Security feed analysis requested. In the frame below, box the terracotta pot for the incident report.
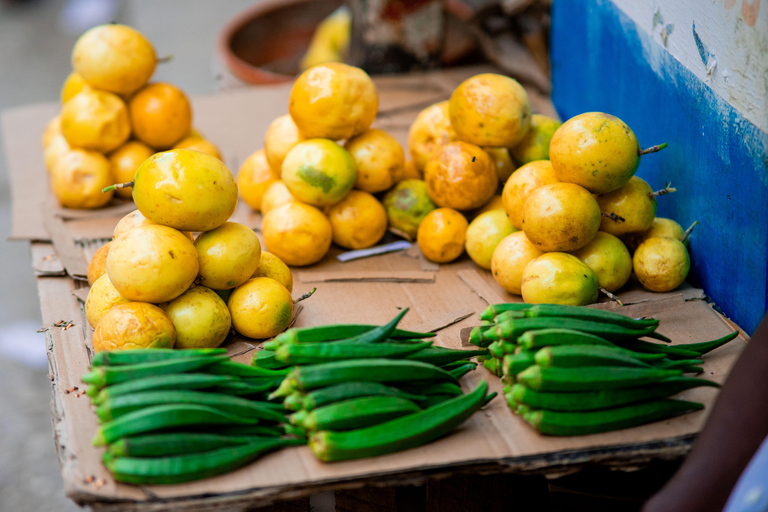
[218,0,476,85]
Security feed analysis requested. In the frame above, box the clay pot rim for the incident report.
[218,0,476,85]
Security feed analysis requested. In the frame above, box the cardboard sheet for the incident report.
[4,68,747,510]
[33,239,746,510]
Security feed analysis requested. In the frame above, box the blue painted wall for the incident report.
[550,0,768,334]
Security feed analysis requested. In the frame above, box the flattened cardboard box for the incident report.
[37,243,746,510]
[3,68,747,510]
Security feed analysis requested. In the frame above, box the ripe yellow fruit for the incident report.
[108,140,154,199]
[327,190,388,250]
[71,24,156,96]
[549,112,641,194]
[93,302,175,353]
[161,286,231,349]
[476,195,505,216]
[87,242,111,285]
[417,208,468,263]
[570,232,632,293]
[596,176,657,236]
[60,89,131,153]
[264,114,306,172]
[465,210,516,270]
[107,224,199,303]
[260,181,296,215]
[129,83,192,149]
[490,231,544,295]
[195,222,262,290]
[382,179,437,239]
[636,218,686,245]
[522,182,601,252]
[407,101,457,172]
[510,114,561,164]
[401,159,421,181]
[633,237,690,292]
[85,273,131,328]
[237,149,279,212]
[228,277,294,339]
[113,209,151,239]
[502,160,558,230]
[262,202,332,266]
[132,149,238,232]
[521,252,599,306]
[289,63,378,140]
[173,136,222,161]
[281,139,356,207]
[344,129,405,193]
[44,134,71,172]
[41,115,61,148]
[449,73,531,147]
[484,147,516,183]
[50,149,115,209]
[252,252,293,292]
[60,72,90,104]
[424,142,497,211]
[112,209,194,241]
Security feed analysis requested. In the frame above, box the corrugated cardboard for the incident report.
[34,241,746,510]
[4,68,747,510]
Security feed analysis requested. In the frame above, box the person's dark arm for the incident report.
[643,313,768,512]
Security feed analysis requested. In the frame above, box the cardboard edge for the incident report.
[65,435,696,510]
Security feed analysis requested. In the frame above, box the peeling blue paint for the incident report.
[692,22,713,67]
[551,0,768,334]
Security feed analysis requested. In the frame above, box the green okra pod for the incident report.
[523,399,704,436]
[511,376,719,412]
[91,348,227,367]
[291,396,421,432]
[96,390,289,423]
[107,433,253,458]
[534,345,652,369]
[82,356,227,390]
[104,437,305,484]
[517,365,683,392]
[274,340,431,365]
[92,404,261,446]
[308,381,491,462]
[300,382,426,411]
[90,373,235,404]
[271,359,458,398]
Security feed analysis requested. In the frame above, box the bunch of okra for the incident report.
[470,303,739,436]
[82,349,301,485]
[257,308,494,462]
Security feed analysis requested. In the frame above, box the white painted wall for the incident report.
[610,0,768,134]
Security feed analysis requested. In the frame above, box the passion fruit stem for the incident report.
[649,182,678,197]
[601,211,626,223]
[294,287,317,304]
[102,181,134,193]
[600,288,624,306]
[157,54,174,64]
[682,220,699,244]
[639,143,668,155]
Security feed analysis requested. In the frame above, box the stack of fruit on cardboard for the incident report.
[41,24,221,210]
[237,62,404,267]
[85,146,297,353]
[402,73,694,304]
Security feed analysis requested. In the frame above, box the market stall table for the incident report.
[3,68,748,511]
